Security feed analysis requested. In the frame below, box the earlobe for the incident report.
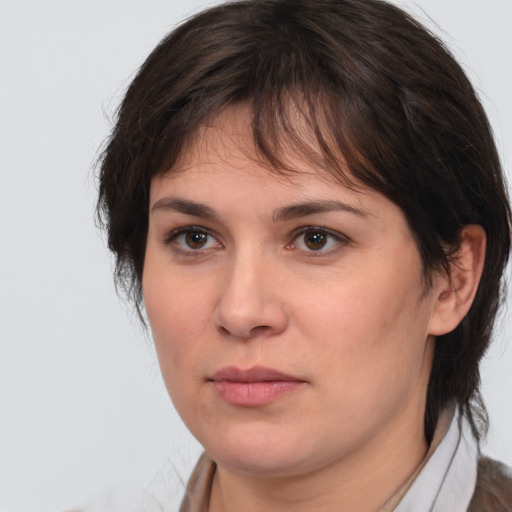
[428,225,486,336]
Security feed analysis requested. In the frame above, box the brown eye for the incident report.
[185,231,209,249]
[168,228,220,252]
[303,231,328,250]
[291,228,345,254]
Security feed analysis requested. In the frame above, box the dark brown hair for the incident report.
[97,0,511,442]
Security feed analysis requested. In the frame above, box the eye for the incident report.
[301,231,330,251]
[290,228,347,253]
[166,227,221,252]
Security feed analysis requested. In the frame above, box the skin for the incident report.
[142,106,485,512]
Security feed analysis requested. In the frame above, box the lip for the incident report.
[210,366,306,407]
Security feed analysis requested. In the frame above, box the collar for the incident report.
[384,409,479,512]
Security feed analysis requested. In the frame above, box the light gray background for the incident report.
[1,1,511,511]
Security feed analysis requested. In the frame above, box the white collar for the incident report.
[394,412,479,512]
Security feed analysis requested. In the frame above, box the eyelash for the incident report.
[163,226,350,257]
[287,226,350,256]
[163,226,223,256]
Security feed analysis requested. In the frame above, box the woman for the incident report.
[97,0,512,510]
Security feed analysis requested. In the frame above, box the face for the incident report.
[143,106,441,479]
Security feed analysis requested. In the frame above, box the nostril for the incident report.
[250,325,272,336]
[217,323,273,340]
[218,325,231,337]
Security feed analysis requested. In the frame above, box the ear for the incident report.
[428,225,486,336]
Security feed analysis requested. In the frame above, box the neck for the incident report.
[208,410,428,512]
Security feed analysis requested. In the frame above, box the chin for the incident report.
[198,423,324,477]
[212,448,309,477]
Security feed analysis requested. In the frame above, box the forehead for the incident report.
[154,105,366,204]
[149,106,418,244]
[161,103,360,191]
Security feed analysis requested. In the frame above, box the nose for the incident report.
[212,251,289,340]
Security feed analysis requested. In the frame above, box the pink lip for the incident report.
[210,366,306,407]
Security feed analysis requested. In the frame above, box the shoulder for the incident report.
[468,456,512,511]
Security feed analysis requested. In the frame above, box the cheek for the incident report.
[295,275,416,347]
[293,258,430,385]
[143,268,213,386]
[294,288,432,442]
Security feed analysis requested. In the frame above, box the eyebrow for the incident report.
[273,200,371,222]
[151,197,217,218]
[151,197,371,221]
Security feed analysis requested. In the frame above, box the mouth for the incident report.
[209,366,306,407]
